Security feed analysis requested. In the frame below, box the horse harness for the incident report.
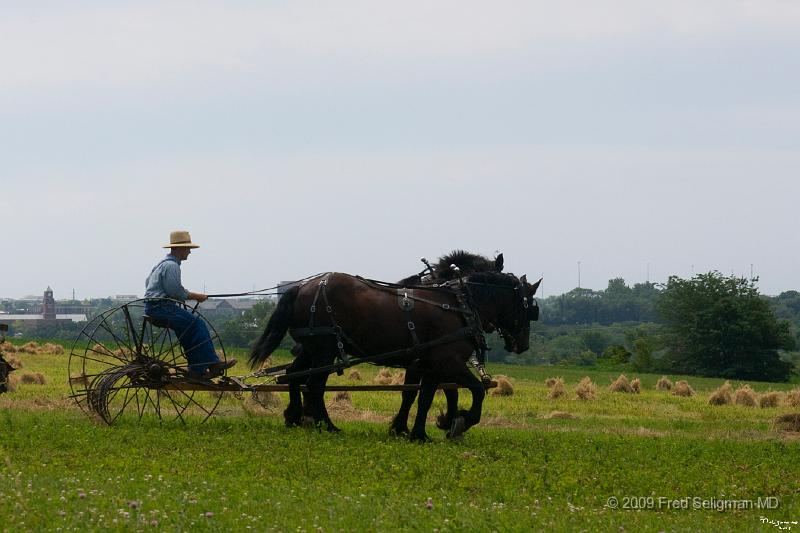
[287,273,493,377]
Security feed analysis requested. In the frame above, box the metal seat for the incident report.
[142,315,169,329]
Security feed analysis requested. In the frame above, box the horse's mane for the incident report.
[435,250,495,277]
[465,271,520,301]
[396,250,503,286]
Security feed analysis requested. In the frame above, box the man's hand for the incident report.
[187,292,208,303]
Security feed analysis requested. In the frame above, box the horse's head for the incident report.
[467,272,541,354]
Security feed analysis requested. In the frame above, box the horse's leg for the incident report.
[436,388,460,430]
[307,352,340,433]
[447,366,485,439]
[390,367,420,436]
[284,346,312,427]
[409,375,437,442]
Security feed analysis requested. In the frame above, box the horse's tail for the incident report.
[249,284,300,369]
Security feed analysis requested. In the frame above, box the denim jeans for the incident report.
[144,302,220,375]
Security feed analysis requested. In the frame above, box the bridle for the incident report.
[463,276,539,348]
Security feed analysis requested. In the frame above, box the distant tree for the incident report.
[220,300,278,348]
[630,338,654,372]
[601,344,632,365]
[657,272,795,381]
[582,330,612,354]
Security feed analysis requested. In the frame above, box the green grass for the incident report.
[2,345,800,531]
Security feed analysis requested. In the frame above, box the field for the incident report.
[1,342,800,532]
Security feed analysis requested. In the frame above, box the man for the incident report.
[144,231,236,378]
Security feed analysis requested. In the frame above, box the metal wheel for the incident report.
[68,298,226,425]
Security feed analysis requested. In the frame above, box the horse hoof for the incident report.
[301,416,315,428]
[435,412,450,431]
[446,416,466,439]
[409,430,431,443]
[389,425,410,437]
[327,424,341,433]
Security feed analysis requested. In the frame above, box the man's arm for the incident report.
[186,291,208,303]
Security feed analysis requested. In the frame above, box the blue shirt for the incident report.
[144,255,189,301]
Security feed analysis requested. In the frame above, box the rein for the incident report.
[205,273,325,298]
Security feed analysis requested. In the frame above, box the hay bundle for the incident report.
[774,413,800,432]
[545,377,558,388]
[41,343,64,355]
[491,375,514,396]
[759,392,782,408]
[92,343,112,355]
[69,374,89,386]
[373,368,393,385]
[250,390,280,409]
[786,388,800,407]
[20,372,47,385]
[708,381,733,406]
[5,374,18,392]
[6,356,22,369]
[391,371,406,385]
[630,378,641,394]
[18,342,40,354]
[609,374,633,393]
[575,376,597,401]
[672,380,695,397]
[347,369,361,381]
[547,377,565,399]
[332,391,351,403]
[733,385,757,407]
[1,344,17,353]
[327,390,355,412]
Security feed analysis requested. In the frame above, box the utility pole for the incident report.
[750,264,754,279]
[646,262,650,283]
[577,261,581,289]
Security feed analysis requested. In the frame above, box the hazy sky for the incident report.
[2,1,799,299]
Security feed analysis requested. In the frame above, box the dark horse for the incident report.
[287,250,505,435]
[250,269,540,441]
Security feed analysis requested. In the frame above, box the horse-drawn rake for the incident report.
[69,297,495,426]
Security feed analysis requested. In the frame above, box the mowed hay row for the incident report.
[575,376,597,401]
[774,413,800,432]
[672,380,695,397]
[542,410,576,419]
[3,342,64,355]
[546,377,565,399]
[733,385,758,407]
[708,381,733,406]
[20,372,47,385]
[609,374,634,393]
[492,375,514,396]
[759,392,783,408]
[786,388,800,408]
[655,376,673,391]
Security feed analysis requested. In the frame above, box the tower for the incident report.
[43,286,56,320]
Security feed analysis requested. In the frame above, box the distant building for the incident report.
[0,288,87,326]
[198,298,260,317]
[43,287,56,320]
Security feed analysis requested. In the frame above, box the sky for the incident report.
[2,1,799,299]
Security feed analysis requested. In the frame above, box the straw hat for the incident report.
[163,230,200,249]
